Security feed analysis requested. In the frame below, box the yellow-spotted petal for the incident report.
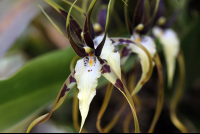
[153,27,180,87]
[74,55,102,132]
[94,35,121,78]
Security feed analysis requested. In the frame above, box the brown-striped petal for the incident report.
[27,70,77,133]
[98,57,140,133]
[83,0,98,49]
[67,26,88,58]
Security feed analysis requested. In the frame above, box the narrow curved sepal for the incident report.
[67,26,88,58]
[98,57,140,133]
[26,70,77,133]
[38,5,66,38]
[95,0,114,56]
[110,37,153,95]
[124,0,133,35]
[83,0,98,49]
[44,0,83,43]
[133,0,145,28]
[153,0,164,25]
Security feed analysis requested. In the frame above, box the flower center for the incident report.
[89,54,94,67]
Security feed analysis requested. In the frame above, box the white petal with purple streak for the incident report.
[94,35,121,78]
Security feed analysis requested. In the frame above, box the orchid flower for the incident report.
[110,0,157,96]
[152,0,188,133]
[152,0,180,88]
[113,0,165,133]
[27,0,140,133]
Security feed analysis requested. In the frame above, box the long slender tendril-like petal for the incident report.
[170,51,188,133]
[44,0,83,42]
[148,53,164,133]
[141,0,160,35]
[110,37,153,95]
[96,83,114,133]
[104,99,127,133]
[62,0,85,14]
[83,0,97,48]
[26,71,77,133]
[38,5,66,38]
[153,27,180,87]
[100,69,127,133]
[133,0,145,28]
[95,0,114,56]
[123,112,132,133]
[124,0,133,35]
[129,64,142,112]
[98,57,140,133]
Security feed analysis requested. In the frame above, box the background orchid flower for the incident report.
[118,0,165,133]
[152,0,188,133]
[27,0,140,133]
[152,0,180,88]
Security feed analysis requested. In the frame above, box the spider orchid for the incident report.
[152,0,188,133]
[152,0,180,88]
[27,0,140,133]
[110,0,161,96]
[110,0,164,133]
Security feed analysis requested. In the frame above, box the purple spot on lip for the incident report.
[115,79,125,93]
[101,64,111,74]
[70,76,76,83]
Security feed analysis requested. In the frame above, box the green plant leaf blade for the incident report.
[0,48,76,132]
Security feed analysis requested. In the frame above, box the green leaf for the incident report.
[0,47,76,132]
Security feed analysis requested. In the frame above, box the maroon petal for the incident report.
[133,0,145,28]
[67,26,88,57]
[59,9,83,43]
[83,0,98,49]
[124,0,133,35]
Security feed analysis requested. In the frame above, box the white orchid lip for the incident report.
[153,26,180,87]
[74,54,102,132]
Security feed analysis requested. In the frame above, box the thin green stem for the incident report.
[96,83,113,133]
[170,50,188,133]
[148,53,164,133]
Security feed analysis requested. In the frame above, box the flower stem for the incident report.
[170,50,188,133]
[96,82,113,133]
[148,53,164,133]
